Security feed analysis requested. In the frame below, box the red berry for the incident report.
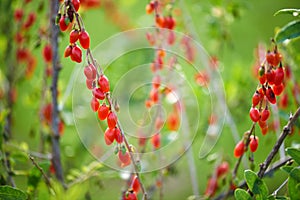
[280,93,288,109]
[266,70,275,85]
[59,15,69,31]
[98,75,110,93]
[42,44,52,63]
[92,87,105,100]
[152,75,161,89]
[107,111,117,128]
[79,30,90,49]
[216,161,229,178]
[118,150,131,167]
[84,64,97,80]
[70,45,82,63]
[90,98,99,112]
[204,177,218,197]
[252,91,261,107]
[131,176,140,193]
[273,83,284,96]
[266,86,276,104]
[150,88,159,103]
[258,119,267,129]
[259,74,266,85]
[114,128,123,144]
[98,103,109,120]
[14,9,23,21]
[274,52,282,66]
[167,112,179,131]
[274,66,284,85]
[104,128,115,145]
[266,51,276,66]
[260,109,270,122]
[64,45,72,57]
[261,126,268,135]
[86,79,94,90]
[249,135,259,152]
[124,191,137,200]
[249,107,260,122]
[145,1,155,14]
[23,12,36,29]
[151,133,160,149]
[70,29,79,43]
[234,141,245,158]
[72,0,80,12]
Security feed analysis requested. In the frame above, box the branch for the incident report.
[50,0,65,187]
[257,106,300,178]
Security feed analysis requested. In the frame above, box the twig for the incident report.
[50,0,65,186]
[28,154,53,189]
[272,178,288,196]
[257,106,300,178]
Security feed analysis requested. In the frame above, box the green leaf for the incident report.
[275,20,300,43]
[286,148,300,165]
[288,177,300,200]
[281,166,294,174]
[27,161,50,194]
[274,9,300,16]
[234,189,251,200]
[244,170,269,199]
[290,168,300,182]
[0,186,27,200]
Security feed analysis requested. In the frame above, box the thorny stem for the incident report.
[50,0,65,187]
[257,106,300,178]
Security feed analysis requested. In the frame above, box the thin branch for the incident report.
[257,106,300,178]
[28,154,53,189]
[50,0,65,187]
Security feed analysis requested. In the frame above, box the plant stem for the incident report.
[257,106,300,178]
[50,0,65,187]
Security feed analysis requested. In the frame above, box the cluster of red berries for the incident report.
[122,175,140,200]
[250,46,285,135]
[14,2,38,78]
[204,161,229,197]
[58,0,91,63]
[234,135,259,158]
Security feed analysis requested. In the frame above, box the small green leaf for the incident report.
[244,170,257,190]
[290,168,300,182]
[244,170,269,199]
[274,9,300,17]
[234,189,251,200]
[275,20,300,43]
[0,186,27,200]
[286,147,300,165]
[281,166,294,174]
[288,177,300,200]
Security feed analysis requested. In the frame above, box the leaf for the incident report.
[290,168,300,182]
[274,9,300,17]
[286,147,300,165]
[244,170,269,199]
[288,177,300,200]
[234,189,251,200]
[281,166,294,174]
[275,20,300,43]
[0,186,27,200]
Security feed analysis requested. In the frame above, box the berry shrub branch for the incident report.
[257,106,300,178]
[50,0,65,186]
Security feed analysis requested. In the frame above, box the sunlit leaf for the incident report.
[234,188,251,200]
[274,9,300,17]
[275,20,300,43]
[0,186,27,200]
[286,148,300,165]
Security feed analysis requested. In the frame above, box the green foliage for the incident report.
[234,188,251,200]
[275,20,300,43]
[27,161,50,195]
[244,170,269,200]
[0,186,27,200]
[274,9,300,17]
[286,148,300,165]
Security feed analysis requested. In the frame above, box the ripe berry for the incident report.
[124,191,137,200]
[273,83,284,96]
[84,64,97,80]
[150,88,159,103]
[280,93,288,109]
[145,1,155,14]
[259,74,266,85]
[14,9,23,22]
[114,128,123,144]
[92,87,105,100]
[70,45,82,63]
[118,150,131,167]
[43,44,52,63]
[98,75,110,93]
[266,86,276,104]
[152,75,161,89]
[167,112,179,131]
[266,51,276,66]
[98,103,109,120]
[249,135,259,152]
[131,176,140,193]
[274,52,282,66]
[204,177,218,197]
[104,128,115,145]
[70,29,79,43]
[274,66,284,85]
[258,119,267,129]
[90,97,99,112]
[261,126,268,135]
[249,107,260,122]
[72,0,80,12]
[79,30,90,49]
[64,45,72,57]
[23,12,36,29]
[234,141,245,158]
[216,161,229,178]
[151,133,160,149]
[59,15,69,31]
[260,108,270,122]
[252,91,261,107]
[86,79,94,90]
[266,70,275,85]
[107,111,117,128]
